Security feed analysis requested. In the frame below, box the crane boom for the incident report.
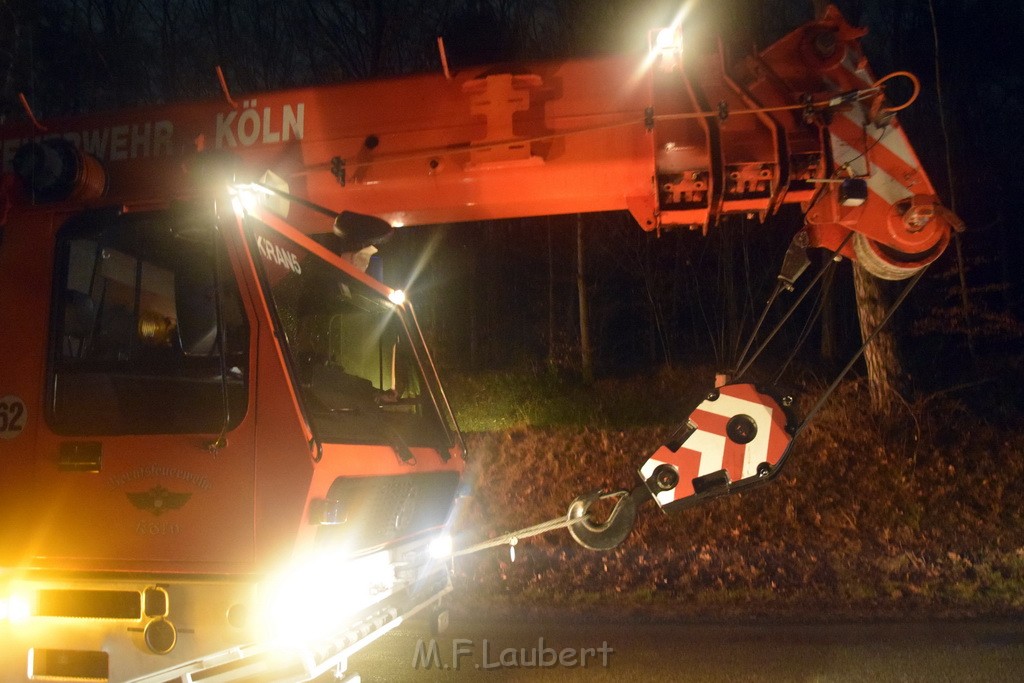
[3,6,955,279]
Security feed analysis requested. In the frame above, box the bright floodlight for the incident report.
[428,533,453,559]
[650,25,683,58]
[0,594,30,623]
[261,550,392,647]
[642,4,690,75]
[228,185,262,213]
[388,289,406,306]
[655,27,679,51]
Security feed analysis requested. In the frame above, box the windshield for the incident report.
[244,214,453,453]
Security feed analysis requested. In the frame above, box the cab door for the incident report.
[31,205,257,570]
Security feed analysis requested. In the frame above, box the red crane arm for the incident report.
[0,5,956,278]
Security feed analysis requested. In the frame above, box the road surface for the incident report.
[347,608,1024,682]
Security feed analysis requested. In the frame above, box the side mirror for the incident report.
[310,211,394,255]
[333,211,394,250]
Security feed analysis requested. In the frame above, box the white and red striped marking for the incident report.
[824,55,943,254]
[639,384,792,510]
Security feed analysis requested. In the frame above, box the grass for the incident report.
[445,364,1024,618]
[444,364,715,431]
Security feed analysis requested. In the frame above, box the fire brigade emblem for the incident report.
[127,486,192,516]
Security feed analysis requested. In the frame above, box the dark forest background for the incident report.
[2,0,1021,386]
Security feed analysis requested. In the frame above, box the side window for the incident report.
[48,210,249,435]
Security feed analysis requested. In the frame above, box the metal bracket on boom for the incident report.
[777,230,812,290]
[331,156,346,187]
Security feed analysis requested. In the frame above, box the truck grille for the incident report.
[35,589,141,620]
[318,471,459,548]
[29,648,108,681]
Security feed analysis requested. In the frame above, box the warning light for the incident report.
[655,27,682,52]
[644,4,693,75]
[649,25,684,70]
[0,593,31,623]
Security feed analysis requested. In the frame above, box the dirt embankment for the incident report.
[450,385,1024,618]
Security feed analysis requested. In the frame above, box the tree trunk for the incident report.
[852,262,904,413]
[576,214,593,382]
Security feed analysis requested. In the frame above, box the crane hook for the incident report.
[566,489,640,551]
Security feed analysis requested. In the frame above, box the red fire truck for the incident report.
[0,6,957,681]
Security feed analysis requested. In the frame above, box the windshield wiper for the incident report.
[314,405,416,464]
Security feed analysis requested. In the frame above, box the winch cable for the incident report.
[449,491,628,559]
[731,115,894,379]
[772,281,829,386]
[448,246,929,559]
[737,270,929,484]
[452,185,928,559]
[731,279,786,379]
[732,230,854,382]
[788,266,927,441]
[450,515,582,559]
[448,251,929,559]
[730,114,896,377]
[725,234,930,469]
[445,264,928,559]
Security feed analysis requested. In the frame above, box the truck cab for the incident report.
[0,177,465,681]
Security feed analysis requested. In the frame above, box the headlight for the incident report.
[0,593,31,624]
[428,534,453,560]
[259,550,393,647]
